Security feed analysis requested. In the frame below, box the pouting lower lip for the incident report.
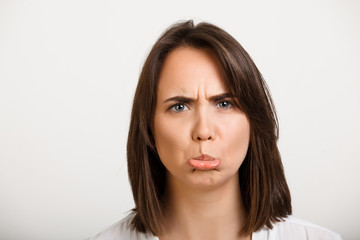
[189,154,220,170]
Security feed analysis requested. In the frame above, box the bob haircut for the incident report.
[127,20,291,236]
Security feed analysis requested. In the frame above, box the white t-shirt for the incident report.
[87,215,342,240]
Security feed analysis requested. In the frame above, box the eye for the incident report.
[216,100,233,109]
[169,103,189,112]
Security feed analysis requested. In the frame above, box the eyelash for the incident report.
[169,103,189,112]
[216,100,233,109]
[168,100,234,112]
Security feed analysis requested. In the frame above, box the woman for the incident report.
[89,20,342,240]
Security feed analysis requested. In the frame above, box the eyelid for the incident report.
[167,102,190,112]
[215,98,234,108]
[215,98,233,104]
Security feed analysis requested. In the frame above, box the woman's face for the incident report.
[153,47,250,189]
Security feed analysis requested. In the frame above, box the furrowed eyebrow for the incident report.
[163,96,194,104]
[163,93,231,104]
[209,93,231,102]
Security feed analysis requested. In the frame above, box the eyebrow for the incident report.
[163,93,232,104]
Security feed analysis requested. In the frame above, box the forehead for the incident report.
[157,47,227,97]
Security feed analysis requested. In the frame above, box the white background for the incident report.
[0,0,359,239]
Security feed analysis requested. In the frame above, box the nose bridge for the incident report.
[192,104,213,141]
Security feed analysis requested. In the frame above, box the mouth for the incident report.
[188,154,220,170]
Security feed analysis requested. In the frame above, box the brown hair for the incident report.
[127,20,291,236]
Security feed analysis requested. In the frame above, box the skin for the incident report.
[153,47,251,240]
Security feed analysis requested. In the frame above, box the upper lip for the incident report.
[192,154,216,161]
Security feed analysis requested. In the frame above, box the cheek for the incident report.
[220,116,250,165]
[153,116,188,164]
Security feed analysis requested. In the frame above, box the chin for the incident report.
[184,169,229,189]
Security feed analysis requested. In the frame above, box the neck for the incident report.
[161,172,248,240]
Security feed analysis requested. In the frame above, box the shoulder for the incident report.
[86,215,158,240]
[253,216,343,240]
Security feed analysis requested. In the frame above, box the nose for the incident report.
[192,109,215,141]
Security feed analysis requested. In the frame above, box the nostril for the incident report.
[196,136,212,141]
